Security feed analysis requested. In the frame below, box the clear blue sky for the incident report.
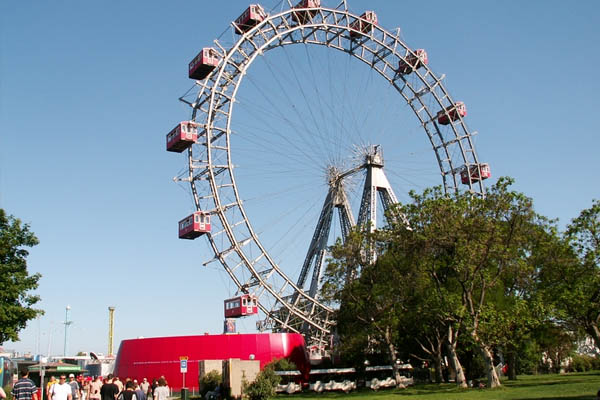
[1,0,598,356]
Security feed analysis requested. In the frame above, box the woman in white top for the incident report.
[152,379,169,400]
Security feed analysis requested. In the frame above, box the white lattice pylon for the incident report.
[356,146,408,263]
[296,167,355,300]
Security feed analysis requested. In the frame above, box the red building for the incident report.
[113,333,309,391]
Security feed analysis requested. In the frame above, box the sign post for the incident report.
[180,356,189,394]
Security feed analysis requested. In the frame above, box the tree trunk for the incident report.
[383,327,404,387]
[445,327,467,388]
[588,322,600,353]
[471,331,501,388]
[481,345,501,387]
[446,340,467,388]
[507,350,517,381]
[551,352,562,374]
[433,354,444,383]
[415,329,447,383]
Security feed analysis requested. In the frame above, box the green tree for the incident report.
[0,209,43,344]
[327,178,552,388]
[322,233,410,384]
[563,199,600,348]
[497,221,567,380]
[408,178,549,387]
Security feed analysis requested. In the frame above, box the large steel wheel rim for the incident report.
[178,3,486,345]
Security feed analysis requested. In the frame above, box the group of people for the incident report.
[6,370,170,400]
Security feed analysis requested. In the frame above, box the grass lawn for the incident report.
[283,372,600,400]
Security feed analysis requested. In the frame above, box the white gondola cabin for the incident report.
[189,48,220,80]
[437,101,467,125]
[291,0,320,24]
[398,49,428,74]
[234,4,267,34]
[166,121,198,153]
[461,163,491,184]
[178,211,211,240]
[224,294,258,318]
[349,11,377,38]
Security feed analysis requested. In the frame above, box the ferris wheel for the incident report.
[167,0,490,350]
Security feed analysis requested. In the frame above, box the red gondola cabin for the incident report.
[166,122,199,153]
[178,211,211,239]
[189,48,220,80]
[234,5,267,34]
[291,0,320,24]
[437,102,467,125]
[461,163,491,184]
[349,11,377,38]
[224,294,258,318]
[398,49,428,74]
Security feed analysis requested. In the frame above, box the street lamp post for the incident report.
[63,305,73,356]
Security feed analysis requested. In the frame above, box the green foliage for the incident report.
[0,209,43,344]
[567,355,600,372]
[559,199,600,348]
[269,358,297,371]
[323,177,573,387]
[322,231,408,365]
[321,178,600,388]
[569,354,593,372]
[243,363,280,400]
[3,384,14,400]
[199,370,222,397]
[461,350,486,381]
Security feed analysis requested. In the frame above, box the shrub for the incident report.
[569,354,593,372]
[590,356,600,370]
[200,370,222,397]
[3,384,13,400]
[269,358,297,371]
[243,364,280,400]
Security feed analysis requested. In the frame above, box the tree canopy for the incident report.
[542,199,600,348]
[0,209,43,344]
[322,177,577,388]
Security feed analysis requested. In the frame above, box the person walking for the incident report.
[50,376,73,400]
[138,379,149,398]
[80,378,89,400]
[68,374,81,400]
[133,383,145,400]
[113,378,123,395]
[88,376,102,400]
[150,380,157,399]
[47,376,58,396]
[120,382,137,400]
[100,375,119,400]
[12,370,38,400]
[152,379,168,400]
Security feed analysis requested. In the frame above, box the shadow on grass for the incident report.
[288,372,600,399]
[511,397,596,400]
[505,379,591,388]
[504,372,600,389]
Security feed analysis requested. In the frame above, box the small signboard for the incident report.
[180,356,188,373]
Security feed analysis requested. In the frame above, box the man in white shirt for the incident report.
[50,376,73,400]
